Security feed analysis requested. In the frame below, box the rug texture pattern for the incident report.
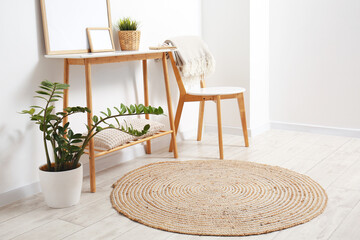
[111,160,327,236]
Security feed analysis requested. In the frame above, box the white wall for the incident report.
[202,0,270,135]
[250,0,270,132]
[0,0,201,205]
[202,0,251,129]
[270,0,360,130]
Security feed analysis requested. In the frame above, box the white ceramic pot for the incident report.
[39,164,83,208]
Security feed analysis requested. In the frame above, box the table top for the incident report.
[45,49,175,59]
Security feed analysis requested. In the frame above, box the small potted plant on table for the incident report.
[116,17,140,51]
[22,80,163,208]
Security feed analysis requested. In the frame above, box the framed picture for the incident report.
[86,28,115,53]
[40,0,111,55]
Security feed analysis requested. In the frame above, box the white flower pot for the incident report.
[39,164,83,208]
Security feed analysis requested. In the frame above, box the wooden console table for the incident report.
[45,50,178,192]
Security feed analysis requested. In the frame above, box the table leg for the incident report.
[142,60,151,154]
[85,60,96,193]
[63,59,69,126]
[161,53,178,158]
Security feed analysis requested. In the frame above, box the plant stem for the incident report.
[43,87,57,171]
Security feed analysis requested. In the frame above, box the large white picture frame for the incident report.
[40,0,112,55]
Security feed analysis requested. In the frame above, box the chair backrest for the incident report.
[168,52,187,95]
[169,52,207,94]
[166,36,215,94]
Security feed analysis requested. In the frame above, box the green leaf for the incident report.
[39,86,52,92]
[54,83,69,90]
[143,107,149,114]
[20,110,30,114]
[31,115,44,121]
[92,115,99,123]
[39,124,46,132]
[22,109,36,115]
[41,80,54,88]
[144,124,150,131]
[34,96,48,101]
[120,104,126,114]
[107,108,111,116]
[46,106,55,114]
[30,105,44,109]
[70,145,81,152]
[68,129,74,138]
[36,90,51,96]
[58,126,64,135]
[115,118,120,127]
[130,105,135,113]
[137,104,144,113]
[96,126,103,132]
[72,133,83,139]
[114,107,121,114]
[47,114,59,121]
[49,99,59,102]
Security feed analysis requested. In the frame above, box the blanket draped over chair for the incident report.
[165,36,215,89]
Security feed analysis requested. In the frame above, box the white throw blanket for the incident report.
[165,36,215,89]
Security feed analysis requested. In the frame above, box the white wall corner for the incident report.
[204,123,269,138]
[0,182,41,208]
[249,0,270,130]
[271,121,360,138]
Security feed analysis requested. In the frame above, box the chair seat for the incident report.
[187,87,245,96]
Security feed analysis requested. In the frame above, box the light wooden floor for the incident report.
[1,130,360,240]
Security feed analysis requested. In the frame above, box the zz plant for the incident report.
[22,80,163,172]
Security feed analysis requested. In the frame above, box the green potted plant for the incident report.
[22,80,163,208]
[116,17,140,51]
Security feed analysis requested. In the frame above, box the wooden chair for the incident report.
[168,52,249,159]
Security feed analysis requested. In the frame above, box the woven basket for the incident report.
[118,31,141,51]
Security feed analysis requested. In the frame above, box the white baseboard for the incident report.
[0,128,197,208]
[249,123,271,136]
[271,121,360,138]
[204,123,270,137]
[0,182,41,208]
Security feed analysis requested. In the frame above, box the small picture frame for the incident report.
[86,27,115,53]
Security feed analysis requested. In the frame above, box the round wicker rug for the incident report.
[111,160,327,236]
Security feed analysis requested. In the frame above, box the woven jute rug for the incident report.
[111,160,327,236]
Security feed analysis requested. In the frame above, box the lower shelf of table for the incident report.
[84,130,173,158]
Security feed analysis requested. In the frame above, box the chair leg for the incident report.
[237,93,249,147]
[197,100,205,141]
[169,97,185,152]
[216,95,224,159]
